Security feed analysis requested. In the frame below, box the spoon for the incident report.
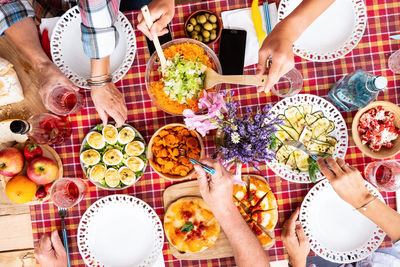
[204,68,268,90]
[141,5,167,71]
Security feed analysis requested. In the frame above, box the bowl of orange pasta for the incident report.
[147,123,204,181]
[145,38,222,115]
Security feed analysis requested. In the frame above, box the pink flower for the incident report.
[183,109,218,136]
[198,91,226,118]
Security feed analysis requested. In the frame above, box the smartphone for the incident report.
[219,29,247,75]
[145,25,173,55]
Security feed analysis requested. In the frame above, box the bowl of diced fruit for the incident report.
[184,9,222,45]
[352,101,400,159]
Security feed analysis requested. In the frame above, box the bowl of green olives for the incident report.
[184,9,222,45]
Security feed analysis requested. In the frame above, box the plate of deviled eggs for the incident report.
[80,124,148,190]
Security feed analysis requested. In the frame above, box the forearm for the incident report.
[276,0,335,43]
[359,197,400,242]
[4,17,51,70]
[91,57,111,76]
[214,205,270,267]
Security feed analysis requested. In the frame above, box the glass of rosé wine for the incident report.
[365,160,400,192]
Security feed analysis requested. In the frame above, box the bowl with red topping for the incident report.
[352,101,400,159]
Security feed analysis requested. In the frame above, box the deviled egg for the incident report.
[118,127,135,144]
[104,168,120,187]
[90,164,107,182]
[125,141,145,156]
[80,149,101,165]
[102,124,118,144]
[86,131,105,149]
[126,156,145,172]
[118,167,136,185]
[103,149,123,166]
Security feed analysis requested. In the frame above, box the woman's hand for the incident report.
[282,208,310,267]
[137,0,175,40]
[90,83,127,127]
[34,231,67,267]
[316,157,374,208]
[194,158,235,217]
[256,23,295,94]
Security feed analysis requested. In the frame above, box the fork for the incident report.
[58,208,71,267]
[283,140,318,161]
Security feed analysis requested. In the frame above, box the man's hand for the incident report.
[37,61,80,110]
[137,0,175,40]
[256,24,295,94]
[282,208,310,267]
[91,83,127,127]
[34,230,67,267]
[193,158,235,217]
[317,157,374,208]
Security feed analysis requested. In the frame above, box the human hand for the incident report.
[137,0,175,40]
[194,158,235,217]
[36,61,79,110]
[34,230,67,267]
[90,82,127,127]
[282,208,310,267]
[256,25,295,94]
[317,157,374,208]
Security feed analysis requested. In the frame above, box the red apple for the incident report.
[27,157,58,185]
[0,147,24,177]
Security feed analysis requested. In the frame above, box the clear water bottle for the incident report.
[328,69,387,111]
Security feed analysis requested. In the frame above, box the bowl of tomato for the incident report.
[352,101,400,159]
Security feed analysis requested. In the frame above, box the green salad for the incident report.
[161,55,207,104]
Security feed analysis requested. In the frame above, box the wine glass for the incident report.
[271,68,303,98]
[46,85,84,116]
[364,160,400,192]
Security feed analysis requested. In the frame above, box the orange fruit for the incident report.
[5,175,37,204]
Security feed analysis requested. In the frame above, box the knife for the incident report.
[251,0,266,47]
[390,34,400,40]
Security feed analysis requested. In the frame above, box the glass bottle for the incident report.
[9,113,71,145]
[328,69,387,111]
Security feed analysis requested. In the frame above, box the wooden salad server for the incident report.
[204,68,268,89]
[141,5,167,71]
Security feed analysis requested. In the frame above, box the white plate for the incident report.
[278,0,366,62]
[51,6,136,88]
[300,180,386,263]
[267,94,348,183]
[77,195,164,267]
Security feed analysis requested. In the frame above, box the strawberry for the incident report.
[23,143,43,162]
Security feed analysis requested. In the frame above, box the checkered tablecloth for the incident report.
[30,0,400,266]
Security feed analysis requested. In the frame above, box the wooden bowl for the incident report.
[147,123,204,181]
[184,9,223,46]
[352,101,400,159]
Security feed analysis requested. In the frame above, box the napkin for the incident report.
[39,17,60,38]
[221,3,278,67]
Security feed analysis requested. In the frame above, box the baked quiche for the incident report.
[164,197,220,253]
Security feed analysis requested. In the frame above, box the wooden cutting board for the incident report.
[162,174,275,260]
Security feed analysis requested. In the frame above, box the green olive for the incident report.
[191,31,198,38]
[203,37,210,43]
[209,15,217,23]
[210,33,217,41]
[186,24,194,32]
[203,22,213,31]
[211,30,216,35]
[202,30,210,38]
[189,17,197,26]
[194,25,201,32]
[212,23,218,30]
[197,35,203,42]
[193,35,200,41]
[205,13,210,19]
[197,15,207,24]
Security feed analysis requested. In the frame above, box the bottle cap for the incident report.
[374,76,388,90]
[10,120,29,134]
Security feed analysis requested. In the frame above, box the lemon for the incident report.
[86,131,105,149]
[103,149,123,166]
[90,164,107,182]
[126,156,145,172]
[80,149,101,165]
[104,168,120,187]
[118,127,135,144]
[119,167,136,185]
[125,141,145,156]
[102,124,118,144]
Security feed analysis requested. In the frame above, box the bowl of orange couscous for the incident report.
[145,38,222,115]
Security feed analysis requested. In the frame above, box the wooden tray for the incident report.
[162,174,275,260]
[0,142,63,205]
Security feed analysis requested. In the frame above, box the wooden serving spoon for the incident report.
[141,5,167,71]
[204,68,268,90]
